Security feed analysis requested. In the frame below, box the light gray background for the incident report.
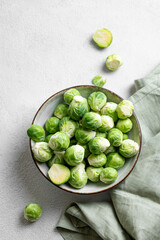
[1,0,160,239]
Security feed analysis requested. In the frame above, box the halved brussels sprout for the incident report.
[75,127,96,144]
[100,167,118,184]
[48,164,70,185]
[108,128,123,147]
[104,145,116,155]
[88,137,110,154]
[47,151,65,168]
[88,92,107,112]
[49,132,70,151]
[98,115,114,132]
[88,153,107,167]
[106,152,125,170]
[59,117,79,138]
[116,100,134,119]
[92,75,107,87]
[86,166,103,182]
[116,118,133,133]
[100,102,118,122]
[123,134,128,140]
[106,54,123,71]
[68,163,88,189]
[24,203,42,222]
[82,112,102,130]
[96,132,107,138]
[93,28,113,48]
[68,96,89,121]
[45,117,59,133]
[27,125,45,142]
[64,88,81,104]
[45,134,53,143]
[54,104,69,119]
[32,142,53,162]
[64,145,85,166]
[119,139,139,158]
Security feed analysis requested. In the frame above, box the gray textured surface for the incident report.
[1,0,160,239]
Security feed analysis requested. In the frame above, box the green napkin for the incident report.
[57,65,160,240]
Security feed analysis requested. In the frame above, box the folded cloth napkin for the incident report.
[57,65,160,240]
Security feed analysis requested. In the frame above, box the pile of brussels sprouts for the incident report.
[27,88,139,189]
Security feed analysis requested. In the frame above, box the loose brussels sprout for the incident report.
[32,142,53,162]
[106,54,123,71]
[75,127,96,144]
[64,88,81,104]
[105,152,125,170]
[49,132,70,151]
[86,166,103,182]
[96,132,107,138]
[119,139,139,158]
[48,164,70,185]
[69,138,77,146]
[64,145,84,166]
[54,104,69,119]
[82,112,102,130]
[108,128,123,147]
[27,125,45,142]
[45,117,59,133]
[100,167,118,184]
[47,151,65,168]
[88,92,107,112]
[88,153,107,167]
[45,134,53,143]
[59,117,79,138]
[116,100,134,119]
[93,28,113,48]
[100,102,118,122]
[104,145,116,155]
[68,96,89,121]
[77,143,90,158]
[92,75,107,87]
[116,118,133,133]
[24,203,42,222]
[98,115,114,132]
[123,134,128,140]
[88,137,110,155]
[68,163,88,189]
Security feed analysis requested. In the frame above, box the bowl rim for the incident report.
[29,85,142,195]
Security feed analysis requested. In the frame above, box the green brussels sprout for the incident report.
[116,118,133,133]
[86,166,103,182]
[75,127,96,144]
[88,92,107,112]
[47,151,65,168]
[98,115,114,132]
[119,139,139,158]
[68,96,89,121]
[77,143,90,158]
[88,153,107,167]
[27,125,45,142]
[68,163,88,189]
[48,164,70,185]
[64,88,81,104]
[96,132,107,138]
[69,138,77,146]
[116,100,134,119]
[45,117,59,133]
[108,128,123,147]
[100,102,118,122]
[64,145,85,166]
[32,142,53,162]
[24,203,42,222]
[49,132,70,151]
[100,167,118,184]
[123,134,128,140]
[82,112,102,130]
[105,152,125,170]
[88,137,110,155]
[45,134,53,143]
[93,28,113,48]
[92,75,107,87]
[59,117,79,138]
[54,104,69,119]
[106,54,123,71]
[104,145,116,155]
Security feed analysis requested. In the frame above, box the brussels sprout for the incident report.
[49,132,70,151]
[100,167,118,184]
[48,164,70,185]
[69,138,77,146]
[105,152,125,170]
[123,134,128,140]
[108,128,123,147]
[119,139,139,158]
[82,112,102,130]
[64,145,85,166]
[100,102,118,122]
[93,28,113,48]
[104,145,116,155]
[45,117,59,134]
[92,75,107,87]
[98,115,114,132]
[86,166,103,182]
[116,100,134,119]
[96,132,107,138]
[27,125,45,142]
[75,127,96,144]
[88,137,110,155]
[45,134,53,143]
[88,153,107,167]
[47,151,65,168]
[77,143,90,158]
[68,96,89,121]
[106,54,123,71]
[116,118,133,133]
[68,163,88,189]
[32,142,53,162]
[59,117,79,138]
[54,104,69,119]
[24,203,42,222]
[88,92,107,112]
[64,88,81,104]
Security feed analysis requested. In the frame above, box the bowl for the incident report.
[30,85,142,194]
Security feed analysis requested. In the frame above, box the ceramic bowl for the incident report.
[30,85,142,194]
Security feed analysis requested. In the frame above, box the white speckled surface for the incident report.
[1,0,160,239]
